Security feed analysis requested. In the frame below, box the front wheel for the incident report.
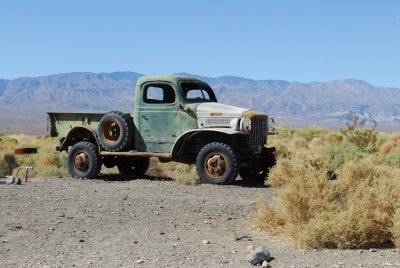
[67,141,101,179]
[196,142,238,185]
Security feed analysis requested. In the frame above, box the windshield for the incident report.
[180,82,217,102]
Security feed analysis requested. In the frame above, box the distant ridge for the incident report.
[1,72,400,127]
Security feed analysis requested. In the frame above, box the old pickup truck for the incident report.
[48,75,276,184]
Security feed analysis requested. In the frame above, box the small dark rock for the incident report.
[79,239,85,243]
[246,246,271,265]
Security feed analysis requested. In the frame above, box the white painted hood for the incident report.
[196,102,249,118]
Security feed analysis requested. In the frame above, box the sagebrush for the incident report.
[254,123,400,249]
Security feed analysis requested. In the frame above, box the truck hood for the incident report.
[195,102,249,118]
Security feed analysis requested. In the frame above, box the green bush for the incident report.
[319,141,363,172]
[340,112,378,153]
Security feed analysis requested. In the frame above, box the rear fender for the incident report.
[59,127,100,152]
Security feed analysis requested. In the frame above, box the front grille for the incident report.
[205,117,231,127]
[249,116,267,145]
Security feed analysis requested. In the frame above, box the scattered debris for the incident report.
[14,148,37,155]
[235,235,252,241]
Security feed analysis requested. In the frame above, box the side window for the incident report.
[144,84,175,104]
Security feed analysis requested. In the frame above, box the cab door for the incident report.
[137,82,182,153]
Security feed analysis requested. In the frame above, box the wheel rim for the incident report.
[74,152,89,172]
[102,119,121,144]
[204,153,228,179]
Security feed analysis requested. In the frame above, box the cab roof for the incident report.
[136,74,207,87]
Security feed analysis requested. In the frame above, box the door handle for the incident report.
[140,114,148,120]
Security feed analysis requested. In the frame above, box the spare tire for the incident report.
[98,111,133,152]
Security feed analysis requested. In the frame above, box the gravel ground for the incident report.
[0,175,399,268]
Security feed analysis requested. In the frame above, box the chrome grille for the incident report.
[249,117,267,145]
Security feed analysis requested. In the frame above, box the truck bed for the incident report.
[47,112,107,138]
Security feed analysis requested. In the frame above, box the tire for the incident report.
[196,142,238,185]
[117,158,150,178]
[67,141,101,179]
[98,111,133,152]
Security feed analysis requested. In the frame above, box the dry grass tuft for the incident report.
[379,133,400,155]
[172,164,199,185]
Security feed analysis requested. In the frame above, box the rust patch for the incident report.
[14,148,37,155]
[242,110,266,117]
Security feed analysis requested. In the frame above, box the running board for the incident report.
[100,151,171,159]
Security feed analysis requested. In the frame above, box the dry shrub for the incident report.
[379,133,400,155]
[254,157,400,249]
[253,194,285,235]
[295,126,330,141]
[309,137,325,152]
[275,125,295,140]
[289,137,308,149]
[172,164,199,185]
[268,150,326,188]
[326,132,343,143]
[270,141,290,159]
[393,209,400,248]
[0,153,16,176]
[0,134,18,151]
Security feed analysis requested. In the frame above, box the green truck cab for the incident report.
[48,75,276,184]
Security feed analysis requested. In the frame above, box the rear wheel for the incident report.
[117,158,150,178]
[67,141,101,179]
[196,142,238,185]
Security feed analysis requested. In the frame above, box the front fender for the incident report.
[171,128,244,156]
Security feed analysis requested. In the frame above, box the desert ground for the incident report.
[1,175,399,268]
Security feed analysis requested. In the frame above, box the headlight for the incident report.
[240,117,251,132]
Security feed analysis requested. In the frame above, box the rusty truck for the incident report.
[48,75,276,184]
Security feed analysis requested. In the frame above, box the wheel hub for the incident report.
[102,120,120,144]
[206,154,227,178]
[74,152,89,172]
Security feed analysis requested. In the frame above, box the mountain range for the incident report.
[0,71,400,134]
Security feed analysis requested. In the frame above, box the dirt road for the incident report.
[1,176,399,267]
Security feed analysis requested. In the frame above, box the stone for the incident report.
[202,240,210,245]
[5,176,15,185]
[246,246,271,265]
[6,176,21,185]
[261,260,270,267]
[136,259,144,264]
[14,177,21,185]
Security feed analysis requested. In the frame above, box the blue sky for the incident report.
[0,1,399,87]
